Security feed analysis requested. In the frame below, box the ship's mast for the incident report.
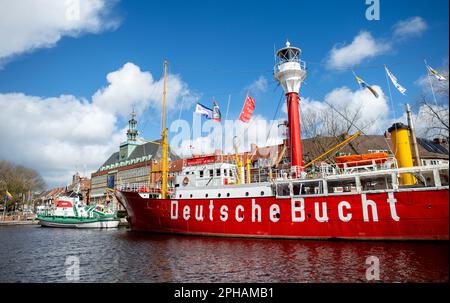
[405,103,421,166]
[161,60,168,199]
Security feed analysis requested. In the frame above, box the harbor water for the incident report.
[0,225,448,283]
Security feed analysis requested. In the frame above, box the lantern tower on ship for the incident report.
[274,41,307,174]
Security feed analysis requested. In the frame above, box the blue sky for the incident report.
[0,0,448,186]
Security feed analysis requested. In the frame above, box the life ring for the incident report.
[182,177,189,186]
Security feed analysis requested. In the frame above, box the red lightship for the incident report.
[115,42,449,240]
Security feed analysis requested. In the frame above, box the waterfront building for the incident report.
[89,112,180,206]
[66,172,91,204]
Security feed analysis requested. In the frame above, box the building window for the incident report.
[223,169,228,176]
[199,170,204,178]
[216,169,221,176]
[209,169,214,177]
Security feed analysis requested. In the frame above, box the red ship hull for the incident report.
[116,189,449,240]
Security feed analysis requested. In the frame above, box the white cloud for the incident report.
[325,16,427,70]
[291,86,390,136]
[245,76,268,94]
[324,86,389,132]
[0,62,197,187]
[0,0,119,63]
[92,62,197,116]
[326,31,390,70]
[393,16,427,39]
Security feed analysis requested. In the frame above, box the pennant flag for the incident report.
[385,65,407,95]
[5,191,12,201]
[426,64,447,81]
[194,103,213,119]
[239,96,256,123]
[355,75,379,98]
[212,100,222,122]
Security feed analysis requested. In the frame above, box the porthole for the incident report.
[260,191,264,196]
[227,193,230,197]
[245,192,249,196]
[179,194,182,198]
[190,194,193,198]
[218,193,221,198]
[205,193,209,198]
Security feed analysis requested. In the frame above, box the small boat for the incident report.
[37,194,119,229]
[335,152,389,167]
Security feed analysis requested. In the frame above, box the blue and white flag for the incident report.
[385,65,407,95]
[195,103,213,119]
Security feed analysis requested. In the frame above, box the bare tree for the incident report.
[300,103,377,165]
[416,66,449,140]
[0,160,46,210]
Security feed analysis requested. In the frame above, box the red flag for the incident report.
[239,96,255,123]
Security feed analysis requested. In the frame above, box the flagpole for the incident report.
[224,94,231,121]
[2,196,6,221]
[424,59,439,106]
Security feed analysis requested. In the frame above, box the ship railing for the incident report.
[273,59,306,75]
[274,164,448,198]
[320,157,398,176]
[115,183,175,194]
[262,157,398,182]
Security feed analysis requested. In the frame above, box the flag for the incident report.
[426,64,447,81]
[239,96,256,123]
[385,65,406,95]
[5,191,12,201]
[212,100,222,122]
[355,75,379,98]
[194,103,213,119]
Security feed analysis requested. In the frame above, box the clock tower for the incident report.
[120,109,141,161]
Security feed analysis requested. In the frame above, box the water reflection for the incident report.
[0,226,447,282]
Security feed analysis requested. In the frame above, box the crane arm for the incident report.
[303,131,363,169]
